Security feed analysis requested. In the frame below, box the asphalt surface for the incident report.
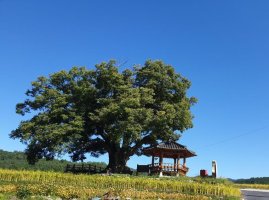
[241,189,269,200]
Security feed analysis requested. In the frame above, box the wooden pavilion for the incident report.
[138,141,196,176]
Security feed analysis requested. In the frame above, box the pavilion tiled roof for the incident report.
[143,141,197,158]
[156,141,187,150]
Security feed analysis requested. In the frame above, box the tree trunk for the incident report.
[107,148,129,173]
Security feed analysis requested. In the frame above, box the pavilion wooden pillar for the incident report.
[173,158,177,172]
[149,155,155,175]
[159,153,163,176]
[177,156,180,170]
[176,155,180,176]
[183,158,186,168]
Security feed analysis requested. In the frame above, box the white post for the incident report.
[159,171,163,177]
[212,160,217,178]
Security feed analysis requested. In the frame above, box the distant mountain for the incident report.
[231,177,269,184]
[0,149,106,172]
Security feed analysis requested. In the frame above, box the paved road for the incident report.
[241,189,269,200]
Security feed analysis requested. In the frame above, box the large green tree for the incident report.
[11,60,197,172]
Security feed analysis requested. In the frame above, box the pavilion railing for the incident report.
[148,163,189,173]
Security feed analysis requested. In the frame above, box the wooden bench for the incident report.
[136,164,149,175]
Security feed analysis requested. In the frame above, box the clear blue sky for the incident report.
[1,0,269,179]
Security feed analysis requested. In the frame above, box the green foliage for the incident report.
[233,177,269,184]
[16,185,32,199]
[11,60,197,172]
[0,149,106,172]
[0,194,9,200]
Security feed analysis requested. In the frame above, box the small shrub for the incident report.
[16,185,32,199]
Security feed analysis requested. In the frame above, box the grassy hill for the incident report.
[0,149,106,172]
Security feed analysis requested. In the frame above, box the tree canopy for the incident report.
[11,60,197,172]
